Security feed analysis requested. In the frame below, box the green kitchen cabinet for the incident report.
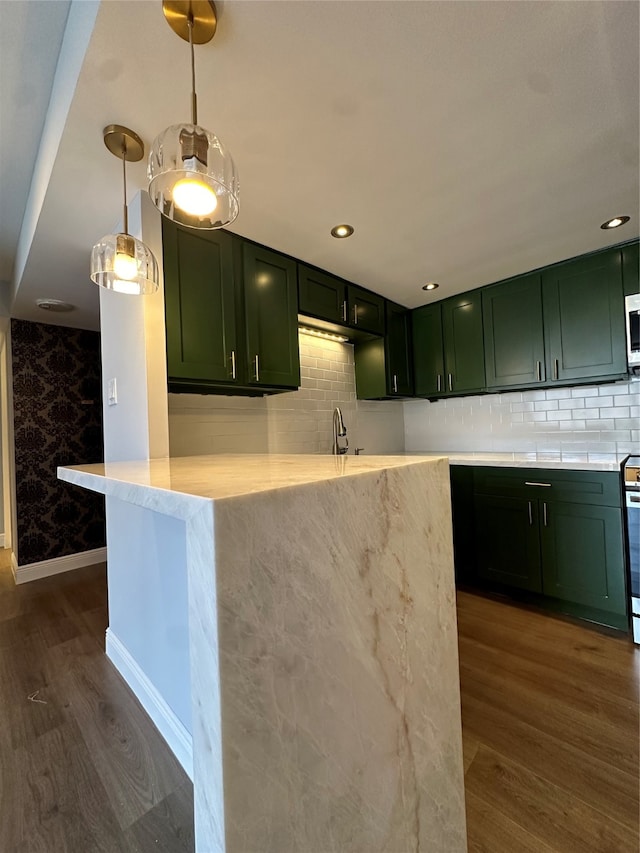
[622,240,639,296]
[412,303,445,396]
[298,265,347,325]
[462,466,628,631]
[243,243,300,389]
[354,301,413,399]
[163,221,300,394]
[540,501,626,623]
[412,291,485,398]
[348,284,385,335]
[542,248,627,383]
[298,264,385,335]
[483,273,546,389]
[474,493,543,592]
[163,222,238,387]
[450,465,476,584]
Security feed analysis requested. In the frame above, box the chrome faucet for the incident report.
[332,407,349,455]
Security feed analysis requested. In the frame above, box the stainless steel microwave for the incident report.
[627,293,640,371]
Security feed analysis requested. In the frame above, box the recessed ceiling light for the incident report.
[422,282,439,291]
[36,299,76,312]
[331,224,354,239]
[600,216,630,230]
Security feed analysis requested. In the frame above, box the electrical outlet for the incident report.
[107,378,117,406]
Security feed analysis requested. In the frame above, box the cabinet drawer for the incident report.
[473,467,622,508]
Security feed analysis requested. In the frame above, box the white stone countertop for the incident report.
[58,453,447,513]
[402,451,630,471]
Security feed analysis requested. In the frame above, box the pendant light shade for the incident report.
[90,125,160,296]
[148,122,238,229]
[90,233,159,295]
[149,0,239,230]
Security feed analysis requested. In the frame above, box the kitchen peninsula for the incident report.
[58,453,467,853]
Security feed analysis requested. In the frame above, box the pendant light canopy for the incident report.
[90,125,159,295]
[148,0,239,230]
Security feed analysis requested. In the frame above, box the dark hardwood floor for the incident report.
[1,552,638,852]
[459,591,640,853]
[0,552,193,853]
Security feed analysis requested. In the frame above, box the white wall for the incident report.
[404,376,639,462]
[169,332,406,457]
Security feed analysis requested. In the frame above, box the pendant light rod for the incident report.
[188,15,198,126]
[121,141,129,235]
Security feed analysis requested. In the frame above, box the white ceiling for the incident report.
[2,0,639,331]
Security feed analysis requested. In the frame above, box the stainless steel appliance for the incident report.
[623,456,640,643]
[626,293,640,373]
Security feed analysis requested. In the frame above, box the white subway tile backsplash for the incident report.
[403,378,637,457]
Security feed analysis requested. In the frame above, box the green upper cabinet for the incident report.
[163,222,237,386]
[297,265,385,335]
[412,304,445,396]
[483,273,546,389]
[413,294,484,398]
[242,243,300,389]
[542,248,627,383]
[298,265,347,325]
[347,284,385,335]
[354,301,413,399]
[442,291,486,394]
[385,302,413,395]
[411,302,445,397]
[622,240,639,296]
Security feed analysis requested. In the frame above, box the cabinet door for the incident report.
[483,274,546,389]
[243,244,300,388]
[163,222,237,384]
[474,494,542,592]
[442,291,486,393]
[411,304,445,396]
[540,502,627,619]
[385,302,414,396]
[298,265,347,324]
[347,284,385,334]
[542,249,626,382]
[622,241,639,296]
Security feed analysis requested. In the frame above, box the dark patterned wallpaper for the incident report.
[11,320,105,565]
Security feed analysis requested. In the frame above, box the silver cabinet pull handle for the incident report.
[437,374,441,393]
[342,300,347,323]
[353,303,359,325]
[230,350,236,380]
[525,481,552,487]
[553,358,559,381]
[448,373,453,392]
[536,360,542,382]
[254,355,260,382]
[393,374,398,394]
[528,500,533,525]
[543,502,548,527]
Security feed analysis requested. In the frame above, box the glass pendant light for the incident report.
[90,125,159,295]
[148,0,239,230]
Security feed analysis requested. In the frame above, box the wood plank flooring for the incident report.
[458,591,640,853]
[0,552,638,852]
[0,552,193,853]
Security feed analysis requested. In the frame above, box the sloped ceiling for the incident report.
[3,0,639,331]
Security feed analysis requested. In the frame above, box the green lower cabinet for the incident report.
[474,494,542,592]
[540,502,627,622]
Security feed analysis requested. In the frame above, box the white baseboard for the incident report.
[106,628,193,779]
[13,546,108,584]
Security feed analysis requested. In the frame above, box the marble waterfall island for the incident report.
[58,454,467,853]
